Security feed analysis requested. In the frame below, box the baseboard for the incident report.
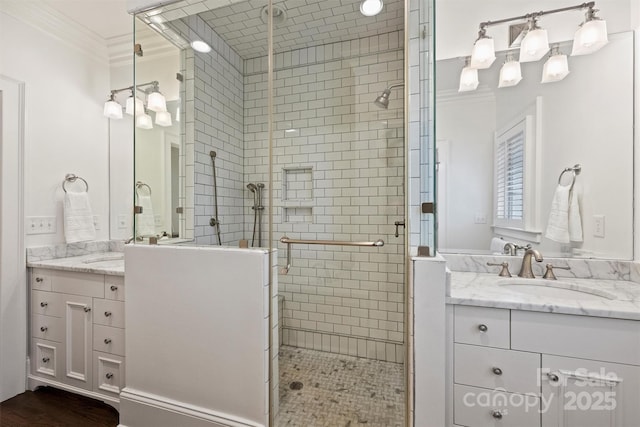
[119,387,266,427]
[27,374,119,410]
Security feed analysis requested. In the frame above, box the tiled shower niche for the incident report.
[283,167,313,224]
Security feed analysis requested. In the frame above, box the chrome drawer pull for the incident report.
[492,367,503,376]
[104,311,112,317]
[104,338,112,344]
[110,285,118,291]
[42,357,50,363]
[40,302,48,307]
[105,372,114,379]
[40,326,48,332]
[492,410,503,419]
[35,277,44,283]
[84,307,91,313]
[478,324,488,332]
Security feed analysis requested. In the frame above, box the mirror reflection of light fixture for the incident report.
[155,110,173,127]
[147,83,167,112]
[125,90,144,116]
[360,0,383,17]
[542,44,570,83]
[470,26,496,69]
[571,6,608,55]
[103,92,123,119]
[519,17,550,62]
[136,111,153,130]
[458,58,479,92]
[498,52,522,88]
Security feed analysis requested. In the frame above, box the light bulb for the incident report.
[103,100,122,119]
[125,96,144,115]
[571,19,608,56]
[136,113,153,129]
[498,60,522,88]
[147,91,167,112]
[542,53,570,83]
[520,28,549,62]
[470,37,496,69]
[458,66,479,92]
[155,111,173,127]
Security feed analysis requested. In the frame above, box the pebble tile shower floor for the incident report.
[275,346,404,427]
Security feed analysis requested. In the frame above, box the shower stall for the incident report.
[130,0,424,424]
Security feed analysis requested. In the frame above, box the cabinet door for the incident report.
[541,355,640,427]
[61,294,93,390]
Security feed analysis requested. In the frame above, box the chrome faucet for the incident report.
[518,248,543,278]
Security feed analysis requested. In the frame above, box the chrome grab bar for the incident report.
[279,236,385,275]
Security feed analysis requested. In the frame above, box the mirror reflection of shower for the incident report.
[246,182,264,247]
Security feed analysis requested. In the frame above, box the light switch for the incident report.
[593,215,605,238]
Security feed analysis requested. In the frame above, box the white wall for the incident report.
[1,6,111,247]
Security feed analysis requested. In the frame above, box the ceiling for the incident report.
[153,0,404,60]
[44,0,132,40]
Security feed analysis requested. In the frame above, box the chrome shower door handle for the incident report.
[394,220,405,238]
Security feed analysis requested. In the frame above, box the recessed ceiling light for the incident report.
[360,0,383,17]
[191,40,211,53]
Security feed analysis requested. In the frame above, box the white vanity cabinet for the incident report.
[28,268,125,408]
[448,305,640,427]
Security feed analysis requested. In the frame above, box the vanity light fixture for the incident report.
[571,5,608,55]
[519,17,550,62]
[190,40,212,53]
[155,110,173,127]
[462,2,606,89]
[470,26,496,69]
[498,52,522,88]
[360,0,383,17]
[136,110,154,130]
[125,90,144,116]
[146,82,167,112]
[458,58,479,92]
[542,44,570,83]
[103,92,123,120]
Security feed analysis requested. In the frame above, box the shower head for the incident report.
[257,183,265,189]
[374,89,391,109]
[374,83,404,109]
[247,183,257,192]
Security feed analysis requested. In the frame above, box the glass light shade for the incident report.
[147,91,167,112]
[155,111,173,127]
[136,113,153,129]
[541,54,570,83]
[125,96,144,115]
[519,28,550,62]
[571,20,608,56]
[360,0,383,16]
[175,106,181,122]
[103,100,123,119]
[498,61,522,88]
[470,37,496,69]
[458,66,479,92]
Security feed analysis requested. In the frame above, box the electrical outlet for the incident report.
[593,215,605,238]
[26,216,56,235]
[117,214,128,229]
[93,215,101,230]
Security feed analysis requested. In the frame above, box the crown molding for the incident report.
[108,24,180,67]
[436,86,496,106]
[1,1,109,65]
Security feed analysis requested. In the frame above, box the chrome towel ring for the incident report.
[135,181,152,196]
[62,174,89,193]
[557,164,582,192]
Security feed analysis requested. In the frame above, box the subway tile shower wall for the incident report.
[173,13,406,361]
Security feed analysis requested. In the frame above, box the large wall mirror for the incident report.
[435,0,635,260]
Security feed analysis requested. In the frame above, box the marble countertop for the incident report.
[447,272,640,321]
[27,252,124,276]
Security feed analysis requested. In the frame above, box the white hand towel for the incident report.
[64,191,96,243]
[137,195,156,237]
[490,237,505,254]
[545,185,571,243]
[568,187,583,242]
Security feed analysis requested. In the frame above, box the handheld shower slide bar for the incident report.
[279,236,385,274]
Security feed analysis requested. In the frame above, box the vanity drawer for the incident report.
[454,305,510,349]
[32,314,64,343]
[93,299,125,328]
[32,339,64,381]
[93,351,125,396]
[31,290,64,318]
[51,270,104,298]
[31,269,52,291]
[455,343,541,395]
[93,324,125,356]
[104,276,124,301]
[454,384,540,427]
[511,311,640,366]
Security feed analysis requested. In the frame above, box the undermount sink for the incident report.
[497,278,617,301]
[82,253,124,264]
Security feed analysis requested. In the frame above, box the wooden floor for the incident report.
[0,387,119,427]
